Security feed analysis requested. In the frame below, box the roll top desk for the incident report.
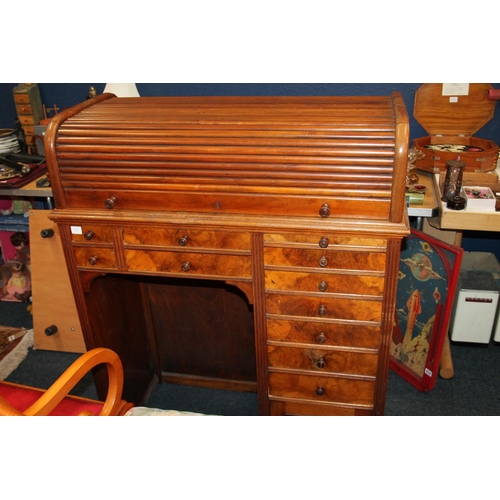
[45,92,409,415]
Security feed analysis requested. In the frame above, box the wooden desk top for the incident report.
[1,175,52,198]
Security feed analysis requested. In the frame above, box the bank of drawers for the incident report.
[264,233,387,415]
[70,224,252,279]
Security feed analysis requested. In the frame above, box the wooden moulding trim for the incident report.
[44,93,116,209]
[390,91,410,225]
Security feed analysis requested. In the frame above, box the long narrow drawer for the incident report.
[266,319,381,349]
[269,400,372,416]
[125,249,252,278]
[268,372,376,407]
[266,293,383,322]
[264,233,388,250]
[123,227,251,250]
[263,247,386,271]
[268,345,378,376]
[265,270,384,295]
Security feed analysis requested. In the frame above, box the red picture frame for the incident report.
[390,228,463,392]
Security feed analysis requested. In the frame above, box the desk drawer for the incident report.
[268,345,378,376]
[266,319,381,349]
[73,247,117,270]
[71,225,115,243]
[263,247,386,271]
[266,293,383,322]
[268,372,375,406]
[264,233,388,249]
[125,249,252,278]
[265,270,384,295]
[123,227,251,250]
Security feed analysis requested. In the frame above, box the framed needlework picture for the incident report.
[390,228,463,392]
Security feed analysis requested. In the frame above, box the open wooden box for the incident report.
[413,83,498,174]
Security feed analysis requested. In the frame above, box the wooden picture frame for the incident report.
[390,228,463,392]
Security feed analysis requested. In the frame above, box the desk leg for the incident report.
[414,216,424,231]
[439,333,454,379]
[438,230,462,380]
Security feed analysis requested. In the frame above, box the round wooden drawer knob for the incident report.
[178,236,188,246]
[104,196,117,209]
[319,237,329,248]
[319,204,331,218]
[316,386,325,397]
[88,255,99,265]
[181,262,191,272]
[84,231,95,241]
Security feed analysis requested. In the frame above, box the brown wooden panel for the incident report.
[266,318,381,349]
[125,249,252,278]
[148,278,256,383]
[123,227,251,250]
[29,210,86,353]
[266,293,383,322]
[268,372,375,406]
[268,345,378,376]
[265,270,385,295]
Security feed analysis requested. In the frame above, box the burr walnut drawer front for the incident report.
[70,225,115,243]
[268,372,376,407]
[124,249,252,278]
[267,345,378,377]
[266,293,383,323]
[264,234,388,250]
[263,247,386,272]
[266,319,381,349]
[72,247,118,270]
[265,270,385,295]
[122,227,251,250]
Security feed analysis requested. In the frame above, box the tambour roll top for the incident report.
[45,92,409,223]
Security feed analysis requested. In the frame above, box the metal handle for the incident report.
[178,236,188,246]
[181,262,190,272]
[319,256,328,267]
[318,304,327,316]
[84,231,95,241]
[318,281,328,292]
[316,332,326,344]
[88,255,99,265]
[316,386,325,397]
[319,237,329,248]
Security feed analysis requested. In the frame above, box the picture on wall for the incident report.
[390,228,463,392]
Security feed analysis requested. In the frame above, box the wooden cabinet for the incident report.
[44,93,410,414]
